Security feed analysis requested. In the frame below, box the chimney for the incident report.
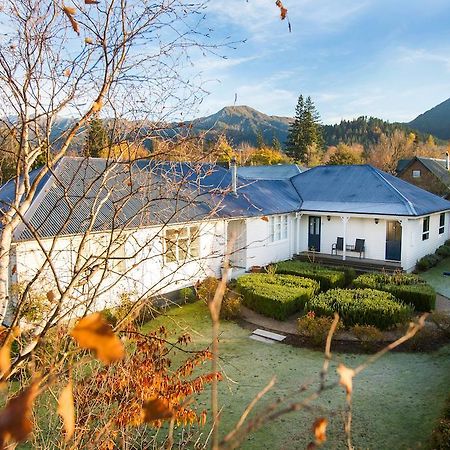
[230,158,237,196]
[446,152,449,170]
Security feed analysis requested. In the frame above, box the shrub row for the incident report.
[275,260,346,291]
[353,273,436,311]
[306,288,412,330]
[416,242,450,272]
[237,273,319,320]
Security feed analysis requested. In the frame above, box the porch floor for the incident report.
[295,252,403,273]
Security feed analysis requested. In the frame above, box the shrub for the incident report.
[306,288,412,330]
[351,324,384,350]
[220,290,242,320]
[179,287,196,304]
[431,395,450,450]
[237,273,320,320]
[353,273,436,311]
[436,245,450,258]
[297,312,343,346]
[276,260,345,291]
[416,253,442,271]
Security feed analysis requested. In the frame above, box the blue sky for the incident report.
[192,0,450,124]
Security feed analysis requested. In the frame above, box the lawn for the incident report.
[420,257,450,298]
[144,302,450,449]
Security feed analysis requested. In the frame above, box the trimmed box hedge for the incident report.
[306,288,412,330]
[275,260,346,291]
[236,273,319,320]
[353,273,436,312]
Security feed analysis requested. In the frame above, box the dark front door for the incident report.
[386,221,402,261]
[308,216,321,252]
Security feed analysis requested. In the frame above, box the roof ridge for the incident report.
[369,166,417,215]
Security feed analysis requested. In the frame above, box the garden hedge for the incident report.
[306,288,412,329]
[236,273,319,320]
[275,260,346,291]
[353,273,436,311]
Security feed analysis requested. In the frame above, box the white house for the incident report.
[0,157,449,319]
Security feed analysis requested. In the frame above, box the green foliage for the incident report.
[326,143,364,165]
[275,260,345,291]
[179,287,196,304]
[306,288,412,329]
[436,245,450,258]
[285,95,324,165]
[353,273,436,311]
[237,273,319,320]
[85,114,108,157]
[297,311,343,346]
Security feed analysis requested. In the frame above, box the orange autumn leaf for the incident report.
[141,398,173,423]
[63,68,71,77]
[313,417,328,444]
[337,363,355,400]
[0,327,20,379]
[57,380,75,441]
[0,380,39,448]
[85,0,100,3]
[46,291,55,302]
[275,0,288,20]
[63,6,80,35]
[70,313,124,364]
[261,216,269,222]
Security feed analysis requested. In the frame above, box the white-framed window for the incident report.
[422,216,430,241]
[269,215,288,242]
[412,170,421,178]
[439,213,445,235]
[164,225,200,263]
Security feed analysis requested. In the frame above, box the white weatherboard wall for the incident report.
[11,220,227,315]
[245,214,295,269]
[402,212,450,272]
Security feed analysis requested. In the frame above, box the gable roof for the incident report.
[237,164,303,180]
[290,164,450,216]
[397,156,450,188]
[1,158,301,241]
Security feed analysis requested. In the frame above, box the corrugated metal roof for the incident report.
[2,159,449,241]
[290,164,450,216]
[397,157,450,188]
[237,164,303,180]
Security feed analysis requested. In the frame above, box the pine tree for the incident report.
[85,115,108,157]
[285,95,324,165]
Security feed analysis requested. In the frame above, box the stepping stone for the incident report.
[252,328,286,342]
[249,334,276,344]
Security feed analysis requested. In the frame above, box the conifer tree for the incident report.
[285,95,323,165]
[85,115,108,157]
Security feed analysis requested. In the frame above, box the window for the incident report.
[439,213,445,235]
[412,170,421,178]
[164,226,200,263]
[422,216,430,241]
[269,215,288,242]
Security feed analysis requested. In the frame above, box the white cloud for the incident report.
[397,47,450,72]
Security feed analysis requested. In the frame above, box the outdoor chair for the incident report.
[331,237,344,255]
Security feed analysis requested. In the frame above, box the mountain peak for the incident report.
[409,97,450,140]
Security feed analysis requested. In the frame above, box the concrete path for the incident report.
[241,306,297,334]
[436,294,450,313]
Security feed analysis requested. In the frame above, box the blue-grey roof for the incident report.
[397,157,450,188]
[2,159,449,241]
[237,164,303,180]
[1,158,301,241]
[290,164,450,216]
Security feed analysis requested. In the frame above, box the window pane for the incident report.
[190,226,200,258]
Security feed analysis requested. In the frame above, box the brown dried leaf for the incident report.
[57,380,75,441]
[63,68,71,77]
[313,417,328,444]
[0,380,39,447]
[337,363,355,400]
[46,291,55,302]
[84,37,94,44]
[141,398,173,423]
[85,0,100,3]
[70,313,124,364]
[63,6,80,35]
[275,0,288,20]
[261,216,269,222]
